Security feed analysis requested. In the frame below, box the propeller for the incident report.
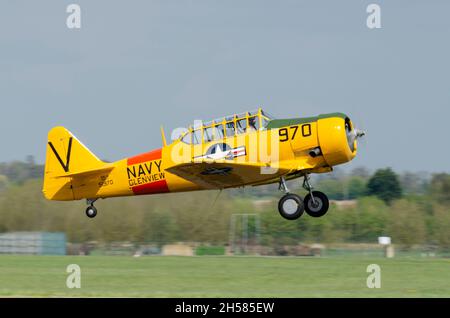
[345,120,366,152]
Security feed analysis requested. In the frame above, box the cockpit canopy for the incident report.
[180,108,274,145]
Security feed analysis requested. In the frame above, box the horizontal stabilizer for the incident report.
[54,165,114,178]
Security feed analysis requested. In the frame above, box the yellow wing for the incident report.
[166,160,293,189]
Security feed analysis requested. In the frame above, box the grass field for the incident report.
[0,255,449,297]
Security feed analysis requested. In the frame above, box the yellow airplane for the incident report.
[43,108,364,220]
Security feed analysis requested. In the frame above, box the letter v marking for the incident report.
[48,137,73,172]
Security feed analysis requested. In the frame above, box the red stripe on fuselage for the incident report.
[127,148,162,165]
[127,148,169,195]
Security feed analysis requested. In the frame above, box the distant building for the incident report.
[0,232,66,255]
[162,244,194,256]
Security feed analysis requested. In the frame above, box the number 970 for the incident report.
[279,124,311,142]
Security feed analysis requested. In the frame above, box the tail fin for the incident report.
[43,127,108,201]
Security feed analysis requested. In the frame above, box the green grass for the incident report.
[195,246,225,256]
[0,255,449,297]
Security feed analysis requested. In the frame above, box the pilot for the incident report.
[248,117,258,131]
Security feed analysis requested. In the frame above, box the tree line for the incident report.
[0,158,449,249]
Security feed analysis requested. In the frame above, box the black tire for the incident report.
[278,193,304,220]
[86,206,97,218]
[304,191,329,217]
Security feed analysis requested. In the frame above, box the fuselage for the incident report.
[43,110,362,202]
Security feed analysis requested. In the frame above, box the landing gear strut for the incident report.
[85,199,98,218]
[277,177,304,220]
[302,175,329,218]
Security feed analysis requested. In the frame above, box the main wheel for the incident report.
[86,206,97,218]
[304,191,329,217]
[278,193,304,220]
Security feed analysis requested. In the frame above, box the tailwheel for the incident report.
[85,205,97,218]
[278,193,304,220]
[304,191,329,217]
[85,198,98,218]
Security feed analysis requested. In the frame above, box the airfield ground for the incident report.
[0,255,448,297]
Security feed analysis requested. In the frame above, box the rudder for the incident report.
[43,127,106,201]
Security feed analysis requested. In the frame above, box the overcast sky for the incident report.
[0,1,449,173]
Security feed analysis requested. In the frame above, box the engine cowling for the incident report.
[317,114,358,167]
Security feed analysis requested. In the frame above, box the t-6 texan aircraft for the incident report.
[43,108,364,220]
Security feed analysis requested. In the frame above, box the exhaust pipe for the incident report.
[309,147,322,158]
